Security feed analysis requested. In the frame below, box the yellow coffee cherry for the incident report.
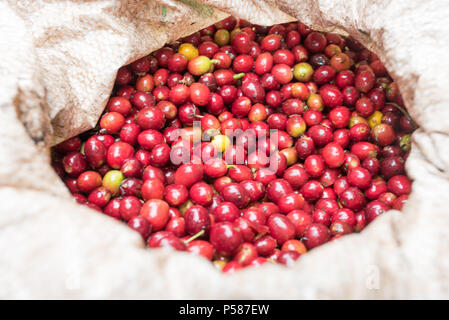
[213,260,227,271]
[211,135,231,152]
[178,43,198,61]
[349,115,369,128]
[399,134,412,152]
[214,29,230,46]
[230,28,242,40]
[102,170,124,195]
[179,199,194,215]
[368,111,383,128]
[280,147,298,166]
[293,62,314,82]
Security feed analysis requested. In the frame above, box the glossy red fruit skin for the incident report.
[121,157,142,178]
[234,243,258,266]
[339,186,366,211]
[137,130,165,152]
[184,205,211,235]
[120,196,143,221]
[266,179,294,203]
[253,235,276,257]
[329,106,351,129]
[87,187,111,208]
[164,184,188,207]
[351,142,378,161]
[103,198,120,219]
[283,165,309,189]
[212,201,240,223]
[308,125,333,147]
[313,65,336,85]
[392,195,408,210]
[55,136,81,153]
[62,152,87,177]
[365,200,390,223]
[232,32,251,54]
[278,193,305,213]
[260,34,282,51]
[147,231,186,251]
[77,171,102,193]
[222,261,243,273]
[277,251,301,266]
[321,142,345,168]
[267,213,296,245]
[319,84,343,108]
[106,141,134,169]
[387,175,412,196]
[365,178,388,200]
[372,123,395,146]
[300,180,324,201]
[233,54,254,73]
[141,178,165,201]
[315,198,339,215]
[254,52,273,75]
[127,216,152,240]
[174,163,204,188]
[347,167,372,189]
[136,107,165,130]
[240,180,265,203]
[190,82,211,106]
[210,222,243,256]
[140,199,170,231]
[312,209,331,226]
[302,223,330,249]
[120,123,141,145]
[221,183,250,209]
[332,208,356,227]
[361,157,380,177]
[241,78,265,104]
[189,181,214,207]
[304,32,327,53]
[101,111,125,134]
[304,155,325,178]
[355,69,375,93]
[119,178,143,197]
[186,240,214,260]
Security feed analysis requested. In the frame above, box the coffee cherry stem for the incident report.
[233,72,245,80]
[184,229,206,244]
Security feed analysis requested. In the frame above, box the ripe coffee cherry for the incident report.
[222,183,250,209]
[184,205,211,235]
[267,213,296,245]
[190,182,214,206]
[136,107,165,130]
[140,199,170,231]
[62,152,87,177]
[347,167,372,189]
[77,171,102,193]
[287,210,313,237]
[339,186,366,211]
[210,222,243,256]
[365,200,390,223]
[322,142,345,168]
[302,223,330,249]
[174,163,204,188]
[387,175,412,196]
[190,82,210,106]
[213,202,240,223]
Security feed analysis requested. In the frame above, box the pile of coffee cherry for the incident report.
[52,16,415,273]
